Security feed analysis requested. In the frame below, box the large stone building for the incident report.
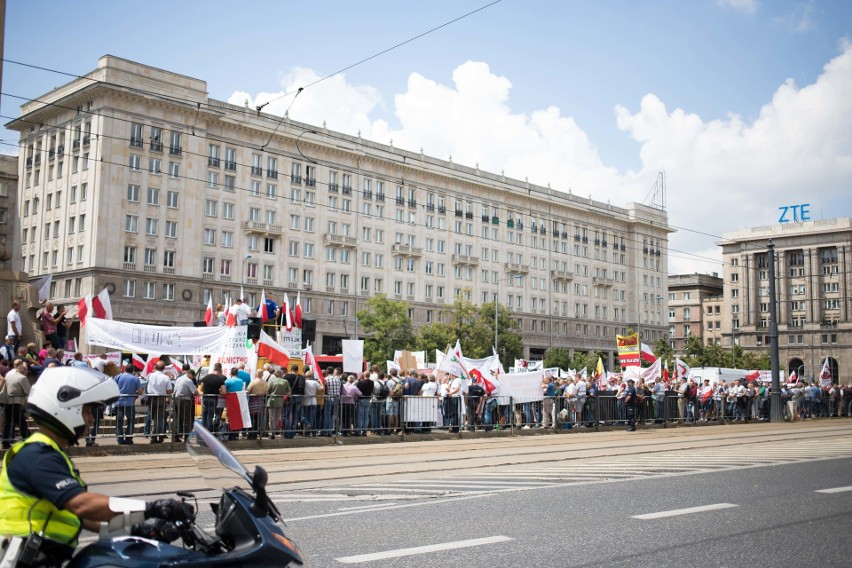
[719,219,851,381]
[7,55,671,363]
[666,273,723,352]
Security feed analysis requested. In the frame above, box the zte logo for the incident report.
[778,204,810,223]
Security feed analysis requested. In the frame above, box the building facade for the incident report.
[666,273,723,352]
[7,56,671,363]
[720,219,851,381]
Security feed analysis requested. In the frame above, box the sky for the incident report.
[3,0,851,275]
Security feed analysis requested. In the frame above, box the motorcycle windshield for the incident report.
[186,423,252,491]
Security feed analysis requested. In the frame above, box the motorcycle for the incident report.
[67,423,306,567]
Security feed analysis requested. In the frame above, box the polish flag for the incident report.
[640,343,657,364]
[224,298,236,327]
[787,370,798,385]
[91,287,113,320]
[303,344,322,385]
[745,370,761,382]
[76,294,91,326]
[131,353,146,371]
[282,293,293,330]
[295,291,303,328]
[675,357,691,380]
[225,391,252,430]
[204,297,214,327]
[143,353,161,377]
[662,360,669,384]
[256,330,290,367]
[819,358,832,384]
[259,290,270,323]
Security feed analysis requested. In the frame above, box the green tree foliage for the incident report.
[543,347,571,370]
[414,322,455,357]
[654,337,674,363]
[356,294,415,364]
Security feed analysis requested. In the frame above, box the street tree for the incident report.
[356,294,416,364]
[543,347,571,370]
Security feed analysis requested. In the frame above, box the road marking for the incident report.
[335,535,513,564]
[338,503,399,511]
[815,486,852,494]
[632,503,739,520]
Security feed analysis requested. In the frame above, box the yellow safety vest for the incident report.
[0,433,84,547]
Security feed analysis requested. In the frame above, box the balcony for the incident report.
[291,174,302,185]
[504,263,529,274]
[392,243,423,257]
[592,276,614,287]
[286,282,297,289]
[407,199,417,208]
[465,211,473,219]
[123,262,136,271]
[360,290,370,296]
[169,146,182,156]
[305,178,316,187]
[551,270,574,281]
[302,283,312,291]
[130,137,144,148]
[202,273,214,281]
[246,277,257,285]
[150,141,163,152]
[224,161,237,171]
[143,265,157,273]
[363,191,373,200]
[342,185,352,195]
[323,233,358,247]
[163,267,175,275]
[426,203,435,212]
[438,205,446,214]
[395,196,405,206]
[328,183,338,193]
[26,157,33,169]
[326,286,335,293]
[48,148,56,160]
[481,214,490,222]
[406,295,415,301]
[243,221,284,235]
[263,279,273,287]
[208,157,220,168]
[376,193,385,202]
[34,154,42,166]
[219,275,231,282]
[451,254,479,266]
[72,140,81,151]
[454,209,463,217]
[267,170,278,179]
[82,135,90,147]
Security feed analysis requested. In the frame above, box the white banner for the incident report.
[497,370,544,403]
[208,327,250,376]
[342,340,364,374]
[277,326,303,357]
[86,318,239,355]
[403,397,439,422]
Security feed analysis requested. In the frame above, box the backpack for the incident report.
[390,379,404,399]
[376,381,390,399]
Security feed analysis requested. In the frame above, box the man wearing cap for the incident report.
[624,378,638,432]
[114,363,142,445]
[1,335,16,364]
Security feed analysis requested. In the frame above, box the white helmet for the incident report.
[28,366,120,443]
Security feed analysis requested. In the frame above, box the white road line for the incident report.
[815,486,852,494]
[335,535,514,564]
[338,503,399,511]
[632,503,739,520]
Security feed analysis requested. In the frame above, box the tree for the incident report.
[543,347,571,370]
[654,337,674,364]
[483,302,524,362]
[356,294,415,364]
[414,322,455,358]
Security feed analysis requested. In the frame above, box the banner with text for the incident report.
[86,318,240,355]
[617,333,640,367]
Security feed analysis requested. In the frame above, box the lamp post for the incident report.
[240,254,252,301]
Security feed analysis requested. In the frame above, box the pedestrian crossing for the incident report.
[271,436,852,502]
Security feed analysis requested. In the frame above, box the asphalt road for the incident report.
[75,421,852,566]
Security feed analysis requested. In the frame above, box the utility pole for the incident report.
[768,242,783,422]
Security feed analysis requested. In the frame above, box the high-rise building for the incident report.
[7,56,671,362]
[720,219,851,380]
[666,273,723,352]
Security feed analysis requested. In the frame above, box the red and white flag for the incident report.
[224,298,236,327]
[787,369,799,385]
[141,353,161,378]
[303,344,322,385]
[640,343,657,364]
[819,358,832,385]
[204,297,214,327]
[225,391,252,429]
[77,294,91,326]
[256,330,290,367]
[295,291,303,328]
[131,353,146,371]
[259,290,270,323]
[91,287,113,320]
[282,292,293,330]
[675,357,691,380]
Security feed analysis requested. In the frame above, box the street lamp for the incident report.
[240,254,252,300]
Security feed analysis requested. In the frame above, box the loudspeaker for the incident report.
[247,318,261,341]
[193,321,207,327]
[302,319,316,342]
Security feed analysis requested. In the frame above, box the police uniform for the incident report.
[625,380,638,431]
[0,433,86,564]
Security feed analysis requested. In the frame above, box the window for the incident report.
[220,259,232,276]
[123,246,136,264]
[78,215,85,232]
[266,184,276,198]
[168,162,180,178]
[249,207,260,222]
[264,238,275,253]
[224,147,236,171]
[207,171,219,188]
[123,280,136,297]
[251,181,261,196]
[148,158,161,174]
[166,190,178,208]
[127,184,140,202]
[125,215,138,233]
[145,218,158,235]
[205,199,218,217]
[202,257,214,274]
[208,144,220,167]
[130,122,143,147]
[144,248,156,266]
[221,231,233,248]
[147,187,160,205]
[163,283,175,301]
[143,282,156,299]
[169,131,182,155]
[165,221,177,238]
[203,229,216,245]
[129,154,141,171]
[223,202,234,219]
[224,175,235,192]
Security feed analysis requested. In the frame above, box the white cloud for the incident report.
[773,1,818,33]
[716,0,759,16]
[229,42,852,275]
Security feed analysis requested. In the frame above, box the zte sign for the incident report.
[778,203,810,223]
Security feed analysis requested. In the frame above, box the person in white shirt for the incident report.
[574,376,587,426]
[229,298,253,326]
[6,301,21,352]
[146,361,174,443]
[447,375,463,433]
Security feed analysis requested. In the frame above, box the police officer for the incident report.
[0,367,192,566]
[625,378,638,432]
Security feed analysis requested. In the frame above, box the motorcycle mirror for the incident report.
[177,491,195,498]
[252,466,268,493]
